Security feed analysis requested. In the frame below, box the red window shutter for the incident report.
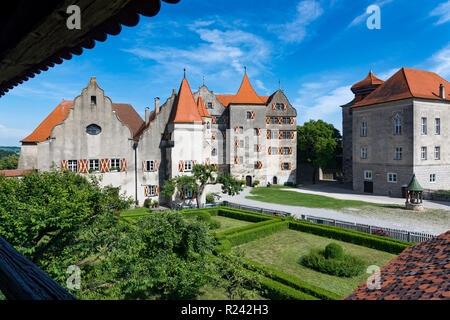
[266,117,270,124]
[268,147,271,155]
[235,126,239,134]
[212,132,216,140]
[278,117,282,124]
[281,163,284,171]
[213,164,218,169]
[266,130,271,139]
[278,147,283,155]
[105,159,110,172]
[179,160,184,172]
[234,156,238,164]
[144,186,149,197]
[278,131,283,139]
[155,185,159,196]
[235,140,239,147]
[257,161,262,169]
[283,103,287,110]
[290,117,294,124]
[212,116,216,124]
[155,160,159,172]
[289,147,293,155]
[272,103,276,110]
[121,158,127,172]
[250,111,255,119]
[142,161,146,172]
[61,160,67,170]
[257,128,261,136]
[100,159,105,173]
[257,144,261,152]
[290,131,295,139]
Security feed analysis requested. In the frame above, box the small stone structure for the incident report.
[405,174,424,211]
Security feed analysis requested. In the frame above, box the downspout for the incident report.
[133,141,138,204]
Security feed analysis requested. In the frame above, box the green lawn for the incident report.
[247,187,395,210]
[211,215,254,232]
[233,229,396,297]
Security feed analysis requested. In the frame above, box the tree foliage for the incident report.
[217,173,243,196]
[0,153,19,170]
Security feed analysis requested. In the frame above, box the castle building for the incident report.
[342,68,450,197]
[18,72,297,206]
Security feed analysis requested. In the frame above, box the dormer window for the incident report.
[91,96,97,104]
[86,124,101,135]
[207,102,212,109]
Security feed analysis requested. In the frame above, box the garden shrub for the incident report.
[300,249,365,277]
[324,243,344,260]
[144,198,152,208]
[257,275,319,300]
[218,208,277,222]
[213,239,232,254]
[215,219,278,238]
[206,193,215,204]
[209,220,221,230]
[226,221,289,246]
[288,220,411,254]
[243,259,342,300]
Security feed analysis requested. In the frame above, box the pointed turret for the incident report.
[230,73,264,104]
[170,77,203,123]
[196,96,211,118]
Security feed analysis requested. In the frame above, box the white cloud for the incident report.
[430,1,450,25]
[270,1,323,43]
[377,67,399,80]
[254,80,269,94]
[429,44,450,78]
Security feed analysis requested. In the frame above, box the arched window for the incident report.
[86,124,102,135]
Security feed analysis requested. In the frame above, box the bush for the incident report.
[324,243,344,260]
[215,219,278,238]
[226,221,289,246]
[300,249,365,277]
[206,193,215,204]
[288,220,411,254]
[238,180,246,186]
[258,275,318,300]
[144,198,152,208]
[243,259,342,300]
[218,207,277,223]
[152,200,159,208]
[214,239,232,254]
[209,220,221,230]
[253,180,260,187]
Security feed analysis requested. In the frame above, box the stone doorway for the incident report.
[364,181,373,193]
[273,176,278,185]
[246,175,252,187]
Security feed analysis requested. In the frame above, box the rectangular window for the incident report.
[184,160,193,172]
[360,147,368,159]
[430,174,436,183]
[282,163,290,170]
[212,148,217,156]
[421,147,427,160]
[148,185,156,196]
[239,156,243,164]
[239,127,243,134]
[283,147,290,155]
[421,117,427,135]
[283,117,290,124]
[270,147,277,156]
[68,160,78,173]
[276,103,284,110]
[254,161,259,169]
[240,140,244,148]
[394,147,402,160]
[270,117,278,124]
[183,186,193,199]
[254,128,259,136]
[282,131,290,139]
[254,144,258,152]
[207,102,212,109]
[89,159,99,171]
[246,111,252,119]
[111,158,121,170]
[435,118,440,135]
[387,173,397,183]
[361,122,367,137]
[393,118,402,135]
[146,160,155,172]
[364,170,372,181]
[435,146,441,160]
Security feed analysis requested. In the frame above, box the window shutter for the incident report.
[266,130,271,139]
[61,160,67,170]
[120,158,127,172]
[278,117,282,124]
[272,103,276,110]
[268,147,271,155]
[211,102,214,109]
[235,140,239,147]
[212,116,216,124]
[257,128,261,136]
[194,160,198,166]
[290,117,295,124]
[278,131,283,139]
[289,147,293,155]
[144,186,149,197]
[100,159,105,173]
[83,159,89,173]
[288,163,292,170]
[213,164,218,169]
[179,160,184,172]
[257,144,261,152]
[206,158,210,165]
[106,159,110,172]
[283,103,287,110]
[290,131,295,139]
[250,111,255,119]
[212,132,216,140]
[155,160,159,172]
[235,126,239,134]
[266,117,270,124]
[180,188,184,200]
[234,156,238,164]
[281,163,284,171]
[257,161,262,169]
[142,161,146,172]
[155,185,159,196]
[278,147,283,155]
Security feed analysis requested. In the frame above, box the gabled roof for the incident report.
[170,77,203,123]
[345,231,450,300]
[21,100,144,143]
[196,96,211,118]
[351,71,384,91]
[352,68,450,108]
[230,73,264,105]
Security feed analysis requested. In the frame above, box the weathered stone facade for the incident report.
[19,73,297,206]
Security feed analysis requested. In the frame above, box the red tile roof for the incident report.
[351,71,384,90]
[0,169,36,177]
[345,231,450,300]
[22,100,144,143]
[214,75,269,107]
[196,96,211,118]
[170,78,203,123]
[352,68,450,108]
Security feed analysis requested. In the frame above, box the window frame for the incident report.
[387,172,397,183]
[394,147,403,160]
[434,146,441,160]
[421,117,427,135]
[68,160,78,173]
[361,121,367,137]
[393,117,402,135]
[421,146,427,160]
[184,160,193,172]
[360,147,368,159]
[430,174,436,183]
[89,159,100,172]
[435,118,440,135]
[364,170,372,181]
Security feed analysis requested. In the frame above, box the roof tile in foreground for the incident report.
[345,231,450,300]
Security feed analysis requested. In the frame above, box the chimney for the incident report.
[155,97,160,114]
[440,83,445,99]
[145,107,150,124]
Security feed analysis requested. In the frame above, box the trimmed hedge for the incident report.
[218,207,276,223]
[215,219,279,238]
[214,239,232,254]
[301,249,365,277]
[243,259,342,300]
[288,220,411,254]
[324,243,344,260]
[258,275,319,300]
[227,221,289,246]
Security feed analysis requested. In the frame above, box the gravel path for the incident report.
[219,187,450,235]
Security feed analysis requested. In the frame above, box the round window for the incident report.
[86,124,102,135]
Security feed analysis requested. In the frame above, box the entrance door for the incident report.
[273,176,278,185]
[246,176,252,187]
[364,181,373,193]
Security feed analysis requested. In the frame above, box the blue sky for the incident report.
[1,0,449,146]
